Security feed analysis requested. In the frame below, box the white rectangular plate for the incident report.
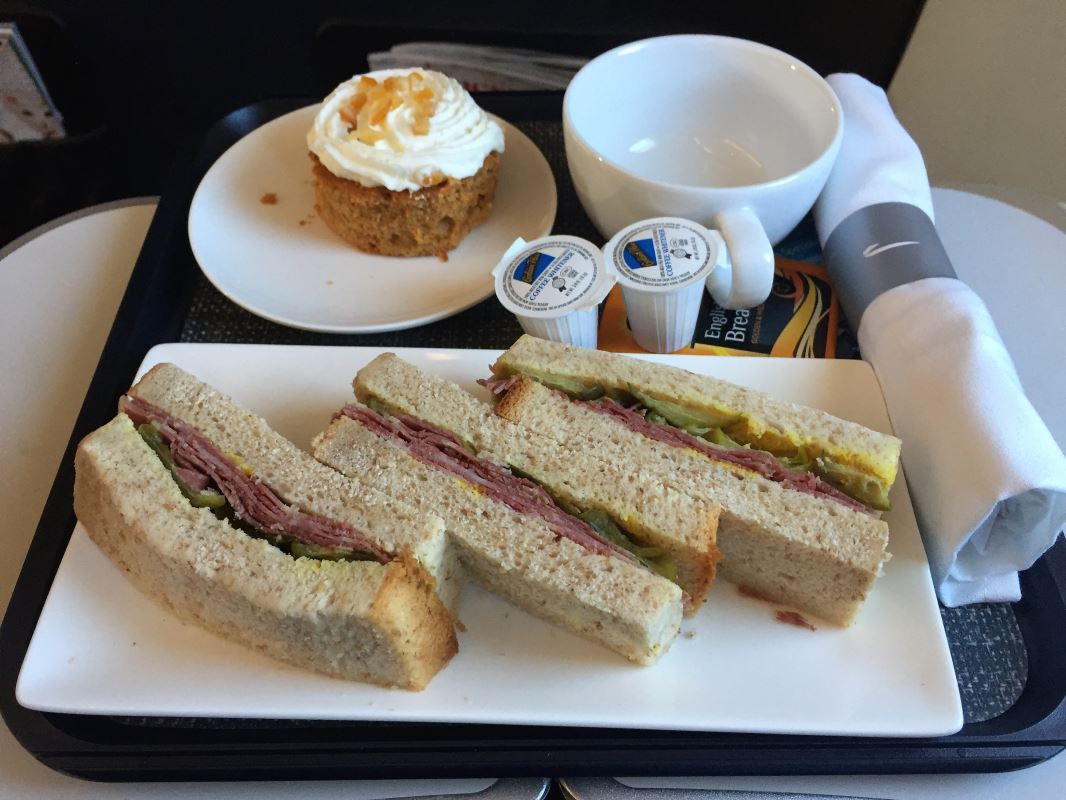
[17,344,963,736]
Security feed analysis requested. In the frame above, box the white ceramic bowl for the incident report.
[563,34,843,245]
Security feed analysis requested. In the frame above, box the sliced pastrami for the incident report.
[479,376,521,396]
[584,399,875,515]
[338,404,644,567]
[121,395,391,563]
[173,464,212,492]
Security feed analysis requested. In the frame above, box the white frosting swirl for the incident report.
[307,68,505,192]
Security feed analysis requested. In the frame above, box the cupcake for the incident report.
[307,69,506,258]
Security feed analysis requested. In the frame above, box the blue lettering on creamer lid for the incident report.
[494,236,610,317]
[608,219,714,290]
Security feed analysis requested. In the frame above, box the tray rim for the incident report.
[1,95,1064,782]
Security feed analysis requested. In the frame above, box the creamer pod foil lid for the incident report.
[604,218,717,292]
[493,236,614,318]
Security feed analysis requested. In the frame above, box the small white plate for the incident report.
[17,345,962,737]
[187,107,556,332]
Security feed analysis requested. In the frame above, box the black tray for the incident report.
[2,95,1065,782]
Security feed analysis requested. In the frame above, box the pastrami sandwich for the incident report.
[314,356,723,664]
[347,354,722,608]
[484,335,901,626]
[493,334,902,511]
[74,363,457,690]
[313,403,688,664]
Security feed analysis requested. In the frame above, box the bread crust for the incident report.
[75,413,457,690]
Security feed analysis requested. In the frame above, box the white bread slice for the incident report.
[353,353,721,612]
[74,414,457,689]
[313,415,682,664]
[128,363,463,610]
[496,377,891,626]
[491,335,902,505]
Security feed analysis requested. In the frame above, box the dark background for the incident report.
[0,0,926,248]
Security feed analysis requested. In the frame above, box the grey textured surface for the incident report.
[940,604,1029,722]
[170,118,1027,726]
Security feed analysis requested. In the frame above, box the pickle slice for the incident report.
[520,369,592,398]
[137,424,226,509]
[628,386,741,435]
[508,465,679,584]
[289,541,375,562]
[815,456,891,511]
[576,509,678,583]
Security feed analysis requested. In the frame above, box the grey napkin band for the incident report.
[822,201,957,328]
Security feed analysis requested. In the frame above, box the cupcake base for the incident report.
[310,152,501,258]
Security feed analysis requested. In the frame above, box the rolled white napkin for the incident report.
[815,74,1066,605]
[814,73,935,236]
[860,278,1066,604]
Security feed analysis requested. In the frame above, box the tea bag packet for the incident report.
[815,73,1066,605]
[493,236,614,349]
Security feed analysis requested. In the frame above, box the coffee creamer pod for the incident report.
[604,217,721,353]
[493,235,615,349]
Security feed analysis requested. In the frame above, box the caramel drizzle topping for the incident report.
[340,72,439,145]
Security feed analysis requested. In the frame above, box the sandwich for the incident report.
[74,363,458,690]
[314,357,723,664]
[493,334,901,511]
[484,335,902,626]
[345,354,722,609]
